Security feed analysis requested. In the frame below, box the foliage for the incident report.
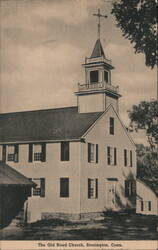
[128,100,158,150]
[111,0,157,68]
[136,144,158,195]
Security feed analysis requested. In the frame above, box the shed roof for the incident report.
[137,178,158,197]
[0,106,103,143]
[0,161,35,186]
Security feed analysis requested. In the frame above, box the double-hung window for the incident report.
[141,201,152,211]
[88,143,99,163]
[7,144,19,162]
[28,143,46,162]
[29,178,45,197]
[60,178,69,198]
[34,144,42,161]
[125,180,136,197]
[61,142,69,161]
[107,146,117,165]
[124,149,133,167]
[88,178,98,199]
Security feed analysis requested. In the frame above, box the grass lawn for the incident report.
[0,212,157,240]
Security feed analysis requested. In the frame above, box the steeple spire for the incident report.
[91,39,105,58]
[93,9,108,39]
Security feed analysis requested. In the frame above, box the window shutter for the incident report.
[124,149,127,166]
[28,144,33,162]
[60,178,69,197]
[61,142,64,161]
[130,150,132,167]
[96,144,98,163]
[107,146,110,165]
[40,178,45,197]
[27,178,32,197]
[141,201,144,211]
[114,147,117,165]
[65,142,69,161]
[148,201,151,211]
[14,144,19,163]
[95,179,98,198]
[132,180,136,196]
[125,180,129,197]
[2,145,6,162]
[61,142,69,161]
[88,178,91,198]
[41,143,46,162]
[88,143,91,163]
[110,117,114,135]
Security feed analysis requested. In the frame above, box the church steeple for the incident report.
[75,10,121,113]
[91,39,105,58]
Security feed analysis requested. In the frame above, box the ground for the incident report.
[0,213,157,240]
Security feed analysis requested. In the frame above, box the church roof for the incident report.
[138,178,158,197]
[0,161,36,186]
[0,107,103,143]
[90,39,105,58]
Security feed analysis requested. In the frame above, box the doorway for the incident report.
[106,181,117,209]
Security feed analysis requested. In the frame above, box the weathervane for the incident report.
[93,9,108,39]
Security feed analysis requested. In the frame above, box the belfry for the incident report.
[75,9,121,113]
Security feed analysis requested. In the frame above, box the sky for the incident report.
[0,0,156,144]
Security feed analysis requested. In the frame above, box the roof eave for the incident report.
[0,138,84,144]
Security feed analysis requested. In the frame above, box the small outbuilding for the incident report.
[136,179,158,216]
[0,161,35,228]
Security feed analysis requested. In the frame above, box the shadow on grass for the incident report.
[1,213,158,240]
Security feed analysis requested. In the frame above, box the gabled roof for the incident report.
[0,106,103,143]
[0,161,36,186]
[82,104,136,147]
[90,39,105,58]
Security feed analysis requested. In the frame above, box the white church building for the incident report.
[0,37,137,222]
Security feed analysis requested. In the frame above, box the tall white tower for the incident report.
[75,38,121,113]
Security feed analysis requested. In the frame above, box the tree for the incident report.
[136,144,158,194]
[111,0,157,68]
[128,100,158,150]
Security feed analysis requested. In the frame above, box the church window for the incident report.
[28,143,46,162]
[124,149,133,167]
[109,117,114,135]
[7,144,19,162]
[60,178,69,197]
[90,70,99,83]
[104,71,109,83]
[125,180,136,197]
[140,201,152,212]
[88,143,99,163]
[107,146,117,165]
[34,144,42,161]
[29,178,45,197]
[61,142,69,161]
[88,178,98,199]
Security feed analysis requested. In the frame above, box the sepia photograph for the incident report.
[0,0,157,248]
